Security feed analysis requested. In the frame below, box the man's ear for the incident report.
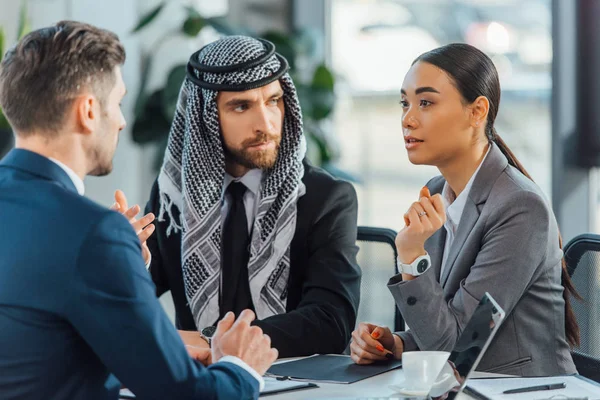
[74,94,98,135]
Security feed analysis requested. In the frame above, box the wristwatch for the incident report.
[397,253,431,276]
[200,326,217,347]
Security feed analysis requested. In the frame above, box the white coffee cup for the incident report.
[401,351,451,393]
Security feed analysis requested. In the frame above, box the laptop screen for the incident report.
[428,292,505,398]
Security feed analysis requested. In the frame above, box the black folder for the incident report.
[266,354,403,384]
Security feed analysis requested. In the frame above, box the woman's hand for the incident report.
[396,186,446,268]
[350,323,403,365]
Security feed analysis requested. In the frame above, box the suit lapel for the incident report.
[438,142,509,287]
[440,197,479,286]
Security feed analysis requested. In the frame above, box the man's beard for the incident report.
[224,132,281,170]
[88,125,118,177]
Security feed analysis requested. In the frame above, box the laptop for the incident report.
[426,292,506,399]
[388,292,505,399]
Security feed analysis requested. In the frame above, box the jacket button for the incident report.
[407,296,417,306]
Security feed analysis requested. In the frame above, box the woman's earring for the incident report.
[475,121,480,127]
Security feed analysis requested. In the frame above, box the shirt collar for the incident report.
[48,158,85,196]
[222,169,263,199]
[442,145,491,228]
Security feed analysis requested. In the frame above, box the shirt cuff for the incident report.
[145,254,152,271]
[395,330,419,352]
[218,355,265,392]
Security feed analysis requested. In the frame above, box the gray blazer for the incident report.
[388,143,577,377]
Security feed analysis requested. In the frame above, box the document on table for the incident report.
[465,376,600,400]
[261,377,318,396]
[266,354,403,384]
[118,378,317,398]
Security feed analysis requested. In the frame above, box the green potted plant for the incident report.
[130,2,355,180]
[0,2,29,158]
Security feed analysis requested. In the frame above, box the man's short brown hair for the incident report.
[0,20,126,136]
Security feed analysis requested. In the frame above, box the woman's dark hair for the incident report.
[413,43,581,347]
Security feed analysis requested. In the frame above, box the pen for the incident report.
[503,382,566,394]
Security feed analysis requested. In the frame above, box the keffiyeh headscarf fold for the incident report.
[157,36,306,329]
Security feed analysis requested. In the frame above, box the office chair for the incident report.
[564,234,600,382]
[356,226,404,332]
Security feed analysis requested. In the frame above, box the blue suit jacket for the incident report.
[0,149,259,400]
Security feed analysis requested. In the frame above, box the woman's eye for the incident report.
[420,100,432,107]
[399,100,409,108]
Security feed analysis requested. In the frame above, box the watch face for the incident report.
[201,326,217,338]
[417,259,429,273]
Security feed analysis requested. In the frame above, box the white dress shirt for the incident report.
[49,157,265,390]
[439,145,491,279]
[49,158,85,195]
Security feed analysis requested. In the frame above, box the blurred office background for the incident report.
[1,0,599,355]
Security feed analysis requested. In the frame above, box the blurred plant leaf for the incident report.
[0,27,5,63]
[17,1,29,40]
[0,129,14,159]
[305,125,332,164]
[134,54,154,118]
[132,90,171,145]
[162,64,187,118]
[181,8,241,36]
[261,31,296,70]
[0,108,9,130]
[307,64,336,120]
[132,2,165,33]
[311,63,334,90]
[182,15,206,37]
[309,88,335,120]
[294,83,313,119]
[298,82,335,121]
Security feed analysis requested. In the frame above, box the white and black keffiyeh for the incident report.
[157,35,306,329]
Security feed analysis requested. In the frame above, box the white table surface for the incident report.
[265,358,501,399]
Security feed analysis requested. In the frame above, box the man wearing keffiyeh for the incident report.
[136,35,361,357]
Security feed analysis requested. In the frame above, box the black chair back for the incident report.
[564,234,600,382]
[356,226,404,332]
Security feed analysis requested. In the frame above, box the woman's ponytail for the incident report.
[491,129,581,347]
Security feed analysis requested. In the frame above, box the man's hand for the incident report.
[212,310,278,376]
[350,323,403,365]
[179,330,209,349]
[186,345,212,366]
[396,186,446,278]
[111,190,155,264]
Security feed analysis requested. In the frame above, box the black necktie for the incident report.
[220,181,254,319]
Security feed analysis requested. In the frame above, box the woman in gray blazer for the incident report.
[350,43,578,376]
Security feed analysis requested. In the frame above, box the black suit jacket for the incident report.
[146,161,361,357]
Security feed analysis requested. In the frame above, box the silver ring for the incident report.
[418,211,427,217]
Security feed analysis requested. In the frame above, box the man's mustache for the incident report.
[242,133,280,148]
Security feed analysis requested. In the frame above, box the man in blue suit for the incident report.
[0,20,277,400]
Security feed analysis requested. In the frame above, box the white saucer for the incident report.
[389,381,429,397]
